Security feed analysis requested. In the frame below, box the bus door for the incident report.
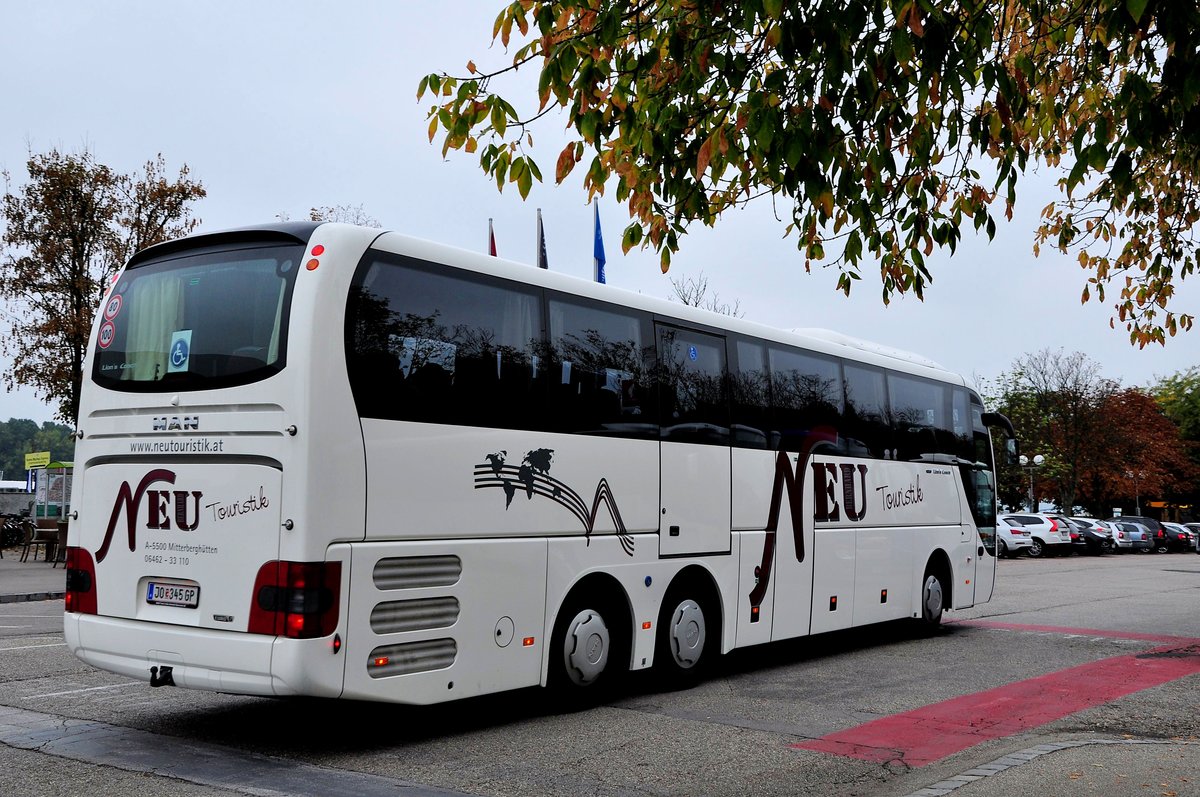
[959,462,997,604]
[656,324,732,556]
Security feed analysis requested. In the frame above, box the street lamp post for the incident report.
[1125,470,1141,516]
[1019,454,1045,512]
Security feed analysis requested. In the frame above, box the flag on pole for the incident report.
[488,218,497,256]
[593,201,606,284]
[536,208,549,269]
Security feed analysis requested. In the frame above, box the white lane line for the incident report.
[0,642,67,651]
[24,682,141,699]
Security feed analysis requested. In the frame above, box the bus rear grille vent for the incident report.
[370,597,460,634]
[368,639,457,678]
[373,555,462,590]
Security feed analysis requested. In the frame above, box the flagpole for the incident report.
[536,208,549,269]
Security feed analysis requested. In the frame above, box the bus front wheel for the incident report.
[919,569,945,628]
[550,591,627,696]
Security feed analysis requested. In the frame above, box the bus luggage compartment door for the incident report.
[341,538,547,704]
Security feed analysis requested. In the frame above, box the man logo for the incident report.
[152,416,200,431]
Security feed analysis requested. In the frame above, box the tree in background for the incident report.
[990,350,1197,515]
[1082,388,1197,515]
[0,418,75,481]
[422,1,1199,345]
[1,149,205,423]
[994,350,1117,512]
[1151,367,1200,513]
[668,271,744,317]
[309,204,381,227]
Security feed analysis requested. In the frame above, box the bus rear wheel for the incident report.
[655,583,716,688]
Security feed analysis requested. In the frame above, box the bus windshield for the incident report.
[91,244,301,392]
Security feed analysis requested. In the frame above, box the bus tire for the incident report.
[918,566,946,630]
[549,587,628,698]
[655,581,717,688]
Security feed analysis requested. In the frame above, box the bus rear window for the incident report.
[92,245,300,391]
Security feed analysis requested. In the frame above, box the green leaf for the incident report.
[1126,0,1150,23]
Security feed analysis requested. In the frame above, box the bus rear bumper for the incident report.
[65,613,288,697]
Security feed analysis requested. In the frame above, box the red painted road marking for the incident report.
[794,623,1200,767]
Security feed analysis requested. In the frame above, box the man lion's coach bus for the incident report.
[64,222,1015,703]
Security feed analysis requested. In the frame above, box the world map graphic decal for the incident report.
[473,448,635,556]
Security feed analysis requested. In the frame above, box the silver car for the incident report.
[1109,520,1153,552]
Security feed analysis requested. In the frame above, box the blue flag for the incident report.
[593,202,606,284]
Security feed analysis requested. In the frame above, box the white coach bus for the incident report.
[65,222,1014,703]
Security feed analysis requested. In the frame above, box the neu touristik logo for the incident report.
[94,471,275,563]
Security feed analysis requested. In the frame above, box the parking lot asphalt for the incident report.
[2,544,1200,792]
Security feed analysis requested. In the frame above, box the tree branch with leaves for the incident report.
[421,0,1198,346]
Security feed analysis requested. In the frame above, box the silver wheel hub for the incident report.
[563,609,609,686]
[668,599,706,669]
[923,575,943,621]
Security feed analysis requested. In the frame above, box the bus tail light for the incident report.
[248,561,341,639]
[64,547,98,615]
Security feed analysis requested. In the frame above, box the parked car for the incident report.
[1103,520,1146,552]
[997,516,1034,558]
[1064,516,1112,555]
[1111,520,1154,552]
[1106,516,1174,553]
[1162,522,1195,553]
[998,513,1073,558]
[1186,523,1200,552]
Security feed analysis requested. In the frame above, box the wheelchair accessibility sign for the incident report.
[167,330,193,374]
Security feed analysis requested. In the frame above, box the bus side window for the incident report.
[768,346,844,453]
[547,297,657,439]
[889,373,960,461]
[346,255,545,430]
[730,339,771,449]
[843,364,891,458]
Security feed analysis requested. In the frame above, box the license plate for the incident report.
[146,581,199,608]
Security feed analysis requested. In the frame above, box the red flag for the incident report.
[488,218,497,256]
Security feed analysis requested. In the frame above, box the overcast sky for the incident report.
[2,1,1196,425]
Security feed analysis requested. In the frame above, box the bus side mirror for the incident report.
[981,412,1018,465]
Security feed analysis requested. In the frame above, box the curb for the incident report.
[904,738,1200,796]
[0,592,65,604]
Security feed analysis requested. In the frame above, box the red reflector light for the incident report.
[522,637,535,647]
[373,656,389,667]
[65,547,98,615]
[311,244,325,256]
[642,621,652,630]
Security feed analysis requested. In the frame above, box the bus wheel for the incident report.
[919,569,945,628]
[558,607,611,687]
[551,590,627,696]
[655,576,720,689]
